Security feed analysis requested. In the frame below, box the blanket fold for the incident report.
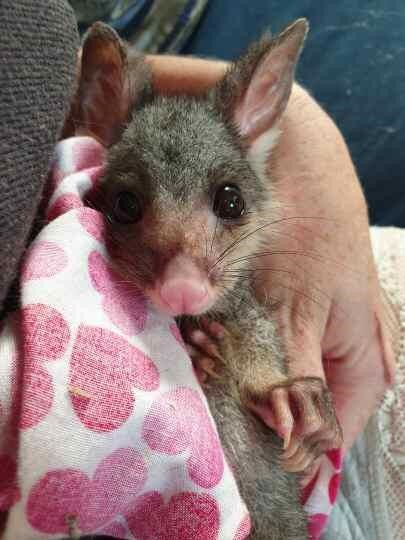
[0,137,340,540]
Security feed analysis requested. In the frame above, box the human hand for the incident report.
[256,83,397,454]
[67,49,397,456]
[148,55,398,456]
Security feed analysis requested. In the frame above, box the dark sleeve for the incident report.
[0,0,79,312]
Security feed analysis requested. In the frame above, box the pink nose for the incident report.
[158,255,211,316]
[160,279,208,315]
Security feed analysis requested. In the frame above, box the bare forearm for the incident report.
[147,54,228,95]
[274,83,367,221]
[148,53,366,222]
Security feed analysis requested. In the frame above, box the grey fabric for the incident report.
[322,423,379,540]
[0,0,79,313]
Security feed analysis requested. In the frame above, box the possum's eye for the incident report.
[113,191,142,224]
[213,185,245,220]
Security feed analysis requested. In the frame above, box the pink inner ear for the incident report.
[80,63,127,146]
[236,57,294,141]
[235,51,295,141]
[234,30,302,143]
[77,23,131,146]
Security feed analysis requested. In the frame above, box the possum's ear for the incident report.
[215,18,308,144]
[72,22,151,146]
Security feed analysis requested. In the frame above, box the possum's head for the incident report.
[75,20,307,317]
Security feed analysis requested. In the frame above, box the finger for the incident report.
[299,459,320,488]
[305,427,342,454]
[269,387,294,448]
[285,452,314,473]
[200,318,227,340]
[189,354,208,384]
[189,329,223,360]
[249,402,277,433]
[289,377,329,418]
[282,437,328,473]
[194,366,208,385]
[281,435,302,460]
[185,344,209,383]
[290,384,324,437]
[282,441,311,472]
[185,343,199,360]
[249,387,294,447]
[199,356,221,379]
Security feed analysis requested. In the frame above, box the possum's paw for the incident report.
[179,318,226,384]
[251,377,342,473]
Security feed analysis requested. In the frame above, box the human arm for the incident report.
[146,54,397,453]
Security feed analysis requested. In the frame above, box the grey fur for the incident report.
[78,20,317,539]
[204,299,308,539]
[101,89,308,540]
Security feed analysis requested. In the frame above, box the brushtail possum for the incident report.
[72,19,342,539]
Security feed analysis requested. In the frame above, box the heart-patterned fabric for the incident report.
[0,137,341,539]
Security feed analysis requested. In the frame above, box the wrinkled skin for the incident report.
[60,40,399,540]
[255,83,397,455]
[151,55,398,456]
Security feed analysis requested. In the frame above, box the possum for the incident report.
[70,19,342,539]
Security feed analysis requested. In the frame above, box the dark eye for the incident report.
[213,185,245,220]
[113,191,142,224]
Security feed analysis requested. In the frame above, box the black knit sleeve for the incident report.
[0,0,79,313]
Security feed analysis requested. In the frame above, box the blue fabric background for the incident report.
[184,1,405,227]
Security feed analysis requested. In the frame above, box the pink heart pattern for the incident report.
[88,250,147,336]
[19,304,70,430]
[0,136,335,539]
[46,192,83,222]
[21,241,68,282]
[126,491,220,540]
[142,387,224,489]
[77,207,106,244]
[234,515,252,540]
[27,448,147,534]
[70,324,159,432]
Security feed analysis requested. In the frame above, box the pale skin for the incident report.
[69,51,398,456]
[146,54,398,455]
